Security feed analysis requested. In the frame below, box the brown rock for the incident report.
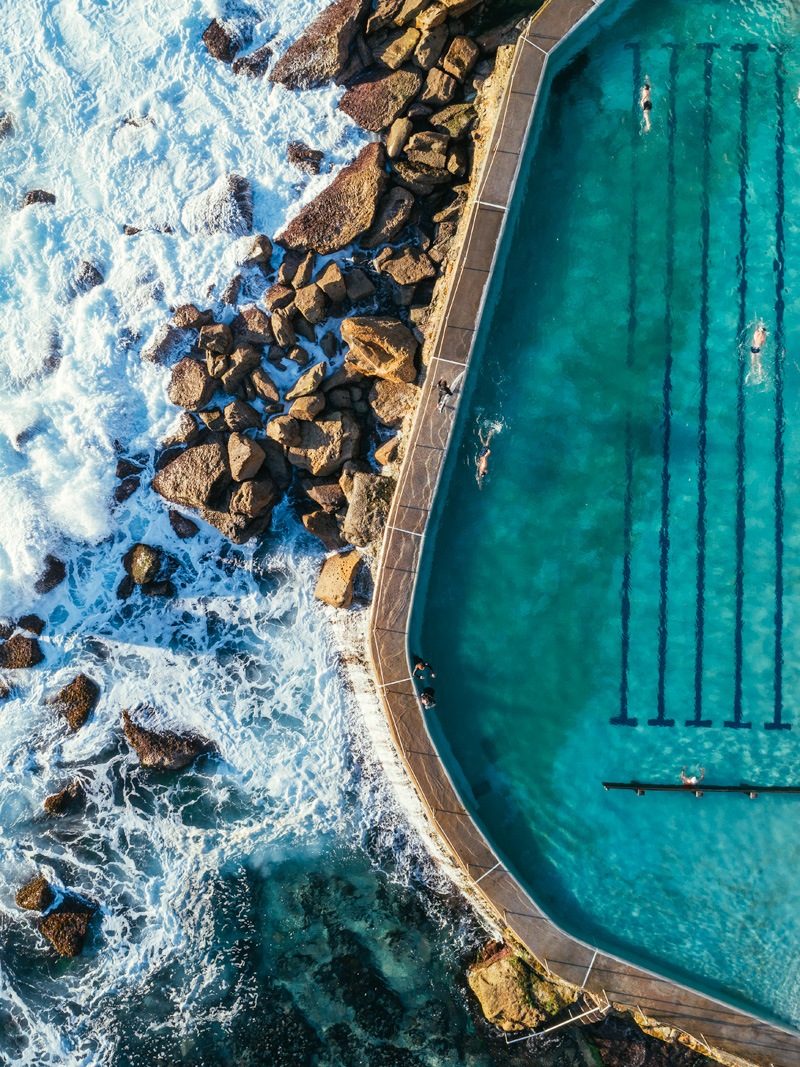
[124,543,161,585]
[278,250,306,286]
[44,780,86,815]
[267,415,302,447]
[304,480,346,511]
[342,472,394,546]
[286,361,327,401]
[344,268,376,302]
[369,378,420,428]
[393,0,427,23]
[315,262,347,303]
[270,0,369,90]
[271,309,297,348]
[241,233,273,267]
[162,414,201,449]
[441,35,479,80]
[386,117,413,159]
[202,18,239,63]
[142,324,188,365]
[230,477,279,518]
[278,143,388,254]
[405,129,449,168]
[420,66,457,106]
[341,316,418,382]
[447,143,468,177]
[169,510,200,539]
[338,68,424,132]
[361,187,415,249]
[228,433,266,481]
[199,506,273,544]
[413,24,448,69]
[374,435,401,465]
[377,27,420,69]
[294,283,327,324]
[207,354,229,379]
[288,141,324,175]
[39,900,97,957]
[19,614,44,635]
[327,387,353,410]
[366,0,403,30]
[221,274,243,305]
[286,412,361,477]
[293,251,317,289]
[221,345,262,395]
[0,636,44,669]
[173,304,214,329]
[339,459,371,499]
[199,409,226,432]
[264,283,295,312]
[467,948,573,1032]
[152,442,231,508]
[237,306,273,345]
[376,246,436,286]
[250,367,280,404]
[122,708,215,771]
[390,158,453,196]
[16,876,54,912]
[320,331,340,359]
[232,42,273,77]
[168,357,215,411]
[48,674,100,732]
[430,101,476,139]
[35,554,66,594]
[290,394,325,421]
[23,189,56,207]
[199,323,233,354]
[223,400,261,432]
[314,550,362,608]
[302,510,347,551]
[415,5,447,31]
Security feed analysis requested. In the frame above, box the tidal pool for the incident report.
[413,0,800,1030]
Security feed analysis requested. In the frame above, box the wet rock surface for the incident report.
[16,876,54,912]
[0,635,44,669]
[182,173,253,237]
[122,709,215,771]
[44,779,86,815]
[270,0,369,90]
[48,674,100,731]
[39,898,96,957]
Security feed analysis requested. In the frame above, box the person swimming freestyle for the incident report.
[477,428,494,489]
[640,81,652,132]
[748,322,767,384]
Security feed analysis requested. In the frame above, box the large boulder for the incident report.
[270,0,369,90]
[467,947,574,1033]
[35,554,66,594]
[39,899,97,957]
[302,510,347,552]
[361,187,415,249]
[228,433,266,482]
[16,876,54,912]
[48,674,100,732]
[168,357,216,411]
[199,505,274,544]
[230,477,279,519]
[285,361,327,401]
[338,68,424,132]
[152,443,231,509]
[182,174,253,237]
[286,413,360,477]
[44,780,85,815]
[0,635,43,669]
[122,709,215,771]
[142,323,189,365]
[368,378,419,428]
[277,143,388,255]
[315,550,362,609]
[341,316,418,383]
[376,246,436,286]
[202,18,239,63]
[341,473,394,546]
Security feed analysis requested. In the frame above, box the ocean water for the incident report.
[0,2,511,1063]
[415,0,800,1033]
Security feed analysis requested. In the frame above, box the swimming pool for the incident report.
[412,0,800,1030]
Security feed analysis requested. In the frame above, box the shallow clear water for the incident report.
[0,2,513,1063]
[415,0,800,1030]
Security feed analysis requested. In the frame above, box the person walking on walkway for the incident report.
[437,378,453,412]
[640,81,652,132]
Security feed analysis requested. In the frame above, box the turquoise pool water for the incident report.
[413,0,800,1030]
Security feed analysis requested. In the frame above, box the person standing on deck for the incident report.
[437,378,453,412]
[640,81,652,132]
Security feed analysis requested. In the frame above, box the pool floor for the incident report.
[414,0,800,1030]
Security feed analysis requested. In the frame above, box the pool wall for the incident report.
[367,0,800,1064]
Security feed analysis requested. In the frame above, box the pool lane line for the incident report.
[766,45,791,732]
[611,40,641,728]
[686,44,719,729]
[649,43,680,729]
[726,44,757,731]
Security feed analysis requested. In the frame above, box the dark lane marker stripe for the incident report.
[766,46,791,731]
[612,41,641,727]
[687,44,718,728]
[650,44,680,728]
[725,44,757,730]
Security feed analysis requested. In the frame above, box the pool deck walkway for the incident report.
[367,1,800,1064]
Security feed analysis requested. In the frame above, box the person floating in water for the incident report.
[680,766,705,787]
[640,81,652,132]
[477,427,495,489]
[436,378,453,413]
[413,658,435,680]
[420,687,436,709]
[748,322,767,384]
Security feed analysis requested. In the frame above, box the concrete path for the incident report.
[369,1,800,1064]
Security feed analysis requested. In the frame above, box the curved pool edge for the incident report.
[367,1,800,1064]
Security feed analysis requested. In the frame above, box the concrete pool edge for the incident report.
[367,0,800,1064]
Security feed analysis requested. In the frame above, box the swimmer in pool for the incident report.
[477,428,494,489]
[640,81,652,132]
[749,322,767,383]
[680,766,705,787]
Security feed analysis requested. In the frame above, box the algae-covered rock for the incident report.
[467,945,575,1033]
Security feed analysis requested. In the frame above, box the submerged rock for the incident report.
[39,898,96,957]
[152,442,231,509]
[34,554,66,594]
[141,323,188,365]
[287,141,324,175]
[44,779,86,815]
[19,614,44,635]
[182,174,253,237]
[315,550,362,609]
[270,0,369,90]
[72,260,104,295]
[168,509,200,539]
[277,142,388,254]
[16,876,54,912]
[0,635,44,669]
[123,543,162,585]
[122,708,215,770]
[23,189,56,207]
[232,42,273,77]
[48,674,100,731]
